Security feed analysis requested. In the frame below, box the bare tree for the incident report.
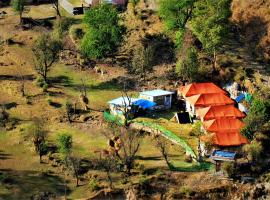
[155,136,173,169]
[79,79,89,111]
[32,34,62,83]
[102,125,141,176]
[118,127,141,175]
[27,118,48,163]
[51,0,61,18]
[67,156,81,187]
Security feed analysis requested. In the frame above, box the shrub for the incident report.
[179,186,192,197]
[54,17,76,39]
[70,26,84,40]
[47,98,53,105]
[222,162,236,178]
[42,83,48,92]
[138,175,149,187]
[88,177,99,192]
[35,77,45,87]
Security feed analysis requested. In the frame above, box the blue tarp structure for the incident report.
[133,99,156,109]
[211,150,236,161]
[235,93,245,103]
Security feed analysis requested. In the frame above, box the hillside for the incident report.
[231,0,270,64]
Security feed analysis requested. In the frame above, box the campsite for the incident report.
[1,0,270,199]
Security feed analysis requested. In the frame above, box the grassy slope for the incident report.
[0,3,214,199]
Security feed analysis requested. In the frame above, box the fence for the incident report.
[59,0,84,15]
[132,120,197,159]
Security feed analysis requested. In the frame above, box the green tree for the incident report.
[159,0,195,31]
[57,133,72,158]
[131,45,155,81]
[176,46,199,82]
[57,133,81,186]
[242,98,270,139]
[32,34,62,83]
[159,0,196,47]
[28,118,48,163]
[81,4,123,59]
[11,0,25,24]
[190,0,231,71]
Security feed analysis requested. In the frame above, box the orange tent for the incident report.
[179,82,227,97]
[203,118,245,132]
[197,105,246,121]
[201,131,248,146]
[186,93,235,107]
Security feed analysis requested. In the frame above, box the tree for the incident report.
[131,45,155,81]
[159,0,196,47]
[118,127,141,175]
[155,137,173,169]
[190,0,231,71]
[11,0,25,24]
[159,0,195,31]
[57,133,72,160]
[242,98,270,139]
[32,34,62,83]
[28,118,48,163]
[57,133,80,187]
[51,0,61,18]
[176,46,199,82]
[242,140,263,163]
[81,4,123,59]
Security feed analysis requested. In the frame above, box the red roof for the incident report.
[203,118,245,132]
[186,93,235,107]
[201,131,248,146]
[197,105,246,121]
[179,82,226,97]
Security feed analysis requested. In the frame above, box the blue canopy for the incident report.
[235,93,245,103]
[133,99,156,109]
[211,150,236,161]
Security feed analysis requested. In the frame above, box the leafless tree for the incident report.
[79,79,89,111]
[155,136,173,169]
[51,0,61,18]
[66,156,81,187]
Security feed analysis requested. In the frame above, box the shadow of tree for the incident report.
[141,34,176,65]
[0,169,69,199]
[49,75,72,87]
[0,75,34,81]
[0,151,12,160]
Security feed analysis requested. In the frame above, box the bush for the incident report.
[42,83,48,92]
[70,26,84,40]
[54,17,76,39]
[47,98,53,105]
[222,162,236,178]
[179,186,192,197]
[88,177,99,192]
[35,77,45,88]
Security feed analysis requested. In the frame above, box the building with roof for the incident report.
[201,131,248,147]
[185,93,235,116]
[85,0,127,6]
[196,105,246,121]
[179,82,227,98]
[203,118,245,132]
[107,97,156,119]
[139,89,174,109]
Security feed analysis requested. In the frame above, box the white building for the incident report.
[139,89,174,109]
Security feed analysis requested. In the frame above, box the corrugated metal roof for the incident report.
[108,97,139,106]
[140,89,174,97]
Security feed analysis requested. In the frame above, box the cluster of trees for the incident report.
[81,4,123,59]
[159,0,232,81]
